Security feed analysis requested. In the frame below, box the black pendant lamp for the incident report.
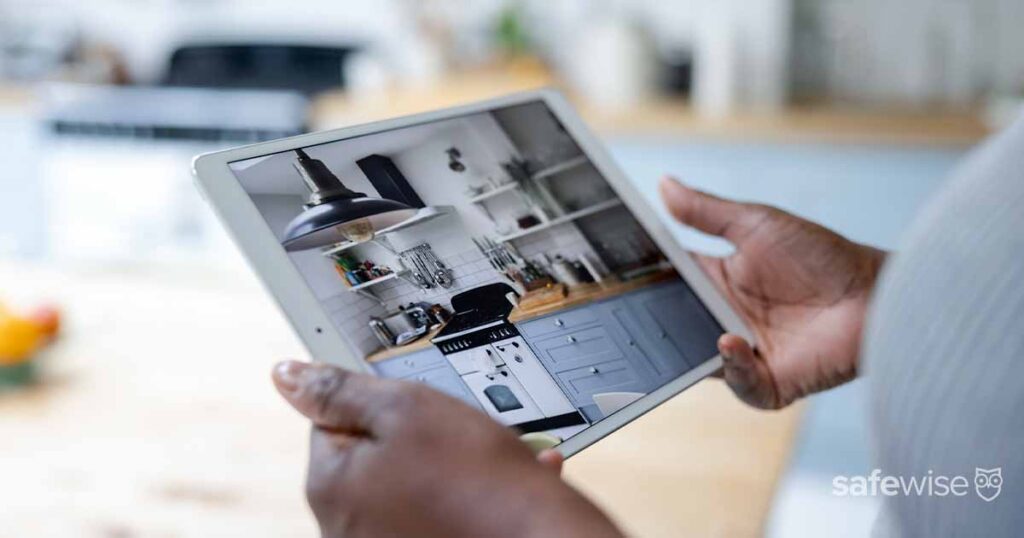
[281,149,417,251]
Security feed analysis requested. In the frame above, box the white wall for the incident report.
[795,0,1024,105]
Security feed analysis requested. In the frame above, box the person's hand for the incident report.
[660,177,885,409]
[272,361,622,538]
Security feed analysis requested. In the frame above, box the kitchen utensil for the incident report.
[403,303,431,328]
[422,246,454,289]
[368,317,395,348]
[394,324,428,346]
[551,256,581,286]
[427,304,450,328]
[403,249,433,289]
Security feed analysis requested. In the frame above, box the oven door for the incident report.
[460,367,545,426]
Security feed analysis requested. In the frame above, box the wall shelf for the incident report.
[468,182,519,203]
[346,270,408,291]
[495,199,623,242]
[531,156,588,181]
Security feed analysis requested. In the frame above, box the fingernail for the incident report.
[273,360,309,393]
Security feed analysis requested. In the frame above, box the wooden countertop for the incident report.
[364,326,443,363]
[508,271,676,323]
[0,261,801,537]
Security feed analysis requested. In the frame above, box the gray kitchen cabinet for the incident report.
[619,281,722,383]
[519,302,658,408]
[518,307,600,339]
[373,348,479,408]
[373,347,446,378]
[529,324,631,373]
[406,365,480,409]
[517,279,724,410]
[555,359,651,409]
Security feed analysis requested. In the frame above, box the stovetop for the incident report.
[434,308,506,338]
[433,320,519,353]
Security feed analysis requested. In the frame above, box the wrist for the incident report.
[517,478,622,538]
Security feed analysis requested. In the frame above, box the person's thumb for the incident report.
[659,176,760,244]
[717,334,781,410]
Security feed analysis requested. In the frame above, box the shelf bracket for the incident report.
[354,288,385,305]
[370,236,398,255]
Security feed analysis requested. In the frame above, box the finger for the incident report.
[306,428,361,514]
[536,449,564,475]
[717,334,780,409]
[273,360,404,435]
[659,176,758,244]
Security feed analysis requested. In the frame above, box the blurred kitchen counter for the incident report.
[0,261,801,537]
[309,63,990,146]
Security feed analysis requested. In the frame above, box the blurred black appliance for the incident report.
[163,44,358,95]
[45,84,307,142]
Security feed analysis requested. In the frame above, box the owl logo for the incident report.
[974,467,1002,502]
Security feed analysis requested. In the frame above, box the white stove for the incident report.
[435,322,587,435]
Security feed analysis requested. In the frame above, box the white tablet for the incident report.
[192,89,751,457]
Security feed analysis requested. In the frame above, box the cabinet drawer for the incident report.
[374,348,446,378]
[532,324,625,373]
[518,307,600,339]
[556,359,648,407]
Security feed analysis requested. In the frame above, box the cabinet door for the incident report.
[530,324,628,373]
[407,366,480,409]
[518,307,600,339]
[623,281,722,380]
[555,359,649,408]
[373,347,446,378]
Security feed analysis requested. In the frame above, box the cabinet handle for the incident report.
[554,319,564,327]
[589,367,599,374]
[404,359,414,367]
[628,340,636,347]
[567,336,577,344]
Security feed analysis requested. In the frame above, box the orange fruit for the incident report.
[0,314,44,365]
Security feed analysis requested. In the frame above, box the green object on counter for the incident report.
[0,360,35,388]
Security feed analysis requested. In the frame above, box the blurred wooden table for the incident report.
[0,261,802,537]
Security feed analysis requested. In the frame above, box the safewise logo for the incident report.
[832,468,1002,502]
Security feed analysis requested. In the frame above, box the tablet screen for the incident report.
[227,100,723,442]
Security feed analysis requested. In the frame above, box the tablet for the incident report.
[192,89,751,457]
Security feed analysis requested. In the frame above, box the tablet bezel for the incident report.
[192,89,753,458]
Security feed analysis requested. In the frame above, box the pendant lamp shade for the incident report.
[282,198,416,251]
[280,148,417,252]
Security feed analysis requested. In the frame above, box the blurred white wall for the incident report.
[794,0,1024,106]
